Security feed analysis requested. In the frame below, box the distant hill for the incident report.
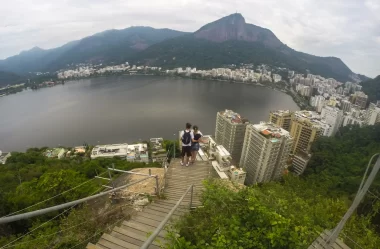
[0,14,366,82]
[357,74,371,82]
[133,13,361,82]
[361,75,380,103]
[0,71,21,87]
[0,27,187,74]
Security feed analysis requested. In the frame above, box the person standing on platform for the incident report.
[180,122,194,167]
[190,125,203,165]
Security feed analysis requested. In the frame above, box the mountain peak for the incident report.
[19,46,44,56]
[30,46,43,51]
[194,13,282,47]
[222,13,245,23]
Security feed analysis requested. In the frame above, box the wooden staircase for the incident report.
[87,160,212,249]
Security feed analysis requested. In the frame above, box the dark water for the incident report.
[0,75,299,151]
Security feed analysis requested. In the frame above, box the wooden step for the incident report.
[164,190,201,196]
[167,171,210,177]
[164,193,201,199]
[165,179,208,184]
[115,224,165,241]
[111,231,161,249]
[99,233,140,249]
[121,220,167,237]
[142,208,181,219]
[137,211,168,222]
[113,226,164,246]
[149,202,188,211]
[111,227,163,249]
[145,205,186,214]
[152,201,189,209]
[131,216,162,227]
[156,199,202,206]
[164,184,204,189]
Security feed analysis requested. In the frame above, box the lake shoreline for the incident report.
[0,75,300,152]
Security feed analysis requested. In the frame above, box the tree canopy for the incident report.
[305,124,380,196]
[361,75,380,104]
[167,178,380,249]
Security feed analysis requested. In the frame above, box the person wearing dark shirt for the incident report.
[190,125,203,164]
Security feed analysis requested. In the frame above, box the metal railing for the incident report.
[140,184,194,249]
[160,146,173,195]
[0,176,153,224]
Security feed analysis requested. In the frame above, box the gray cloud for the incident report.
[0,0,379,77]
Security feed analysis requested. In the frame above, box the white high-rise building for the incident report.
[342,115,364,127]
[310,96,325,113]
[321,106,344,136]
[273,74,282,83]
[215,110,249,163]
[351,91,368,109]
[341,100,352,113]
[364,103,380,126]
[240,122,293,185]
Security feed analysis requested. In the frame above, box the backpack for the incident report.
[182,130,191,144]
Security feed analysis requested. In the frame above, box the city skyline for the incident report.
[0,0,379,77]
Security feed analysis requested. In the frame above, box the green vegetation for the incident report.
[361,75,380,104]
[0,147,160,248]
[0,70,21,87]
[163,140,181,160]
[168,179,380,249]
[305,124,380,196]
[167,124,380,248]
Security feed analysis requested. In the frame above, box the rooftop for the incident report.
[216,145,231,157]
[219,109,249,124]
[322,105,341,112]
[293,111,331,129]
[91,143,129,158]
[270,110,293,117]
[230,165,246,174]
[44,148,65,158]
[149,138,163,143]
[354,91,368,98]
[251,122,292,140]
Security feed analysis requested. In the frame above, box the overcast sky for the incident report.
[0,0,379,77]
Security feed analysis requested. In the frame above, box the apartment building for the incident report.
[351,91,368,109]
[269,110,292,131]
[321,106,344,136]
[290,111,328,154]
[215,110,249,163]
[341,100,352,113]
[240,122,293,185]
[364,103,380,126]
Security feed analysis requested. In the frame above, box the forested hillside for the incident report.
[305,124,380,196]
[0,71,21,87]
[0,148,160,248]
[169,179,380,249]
[361,76,380,104]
